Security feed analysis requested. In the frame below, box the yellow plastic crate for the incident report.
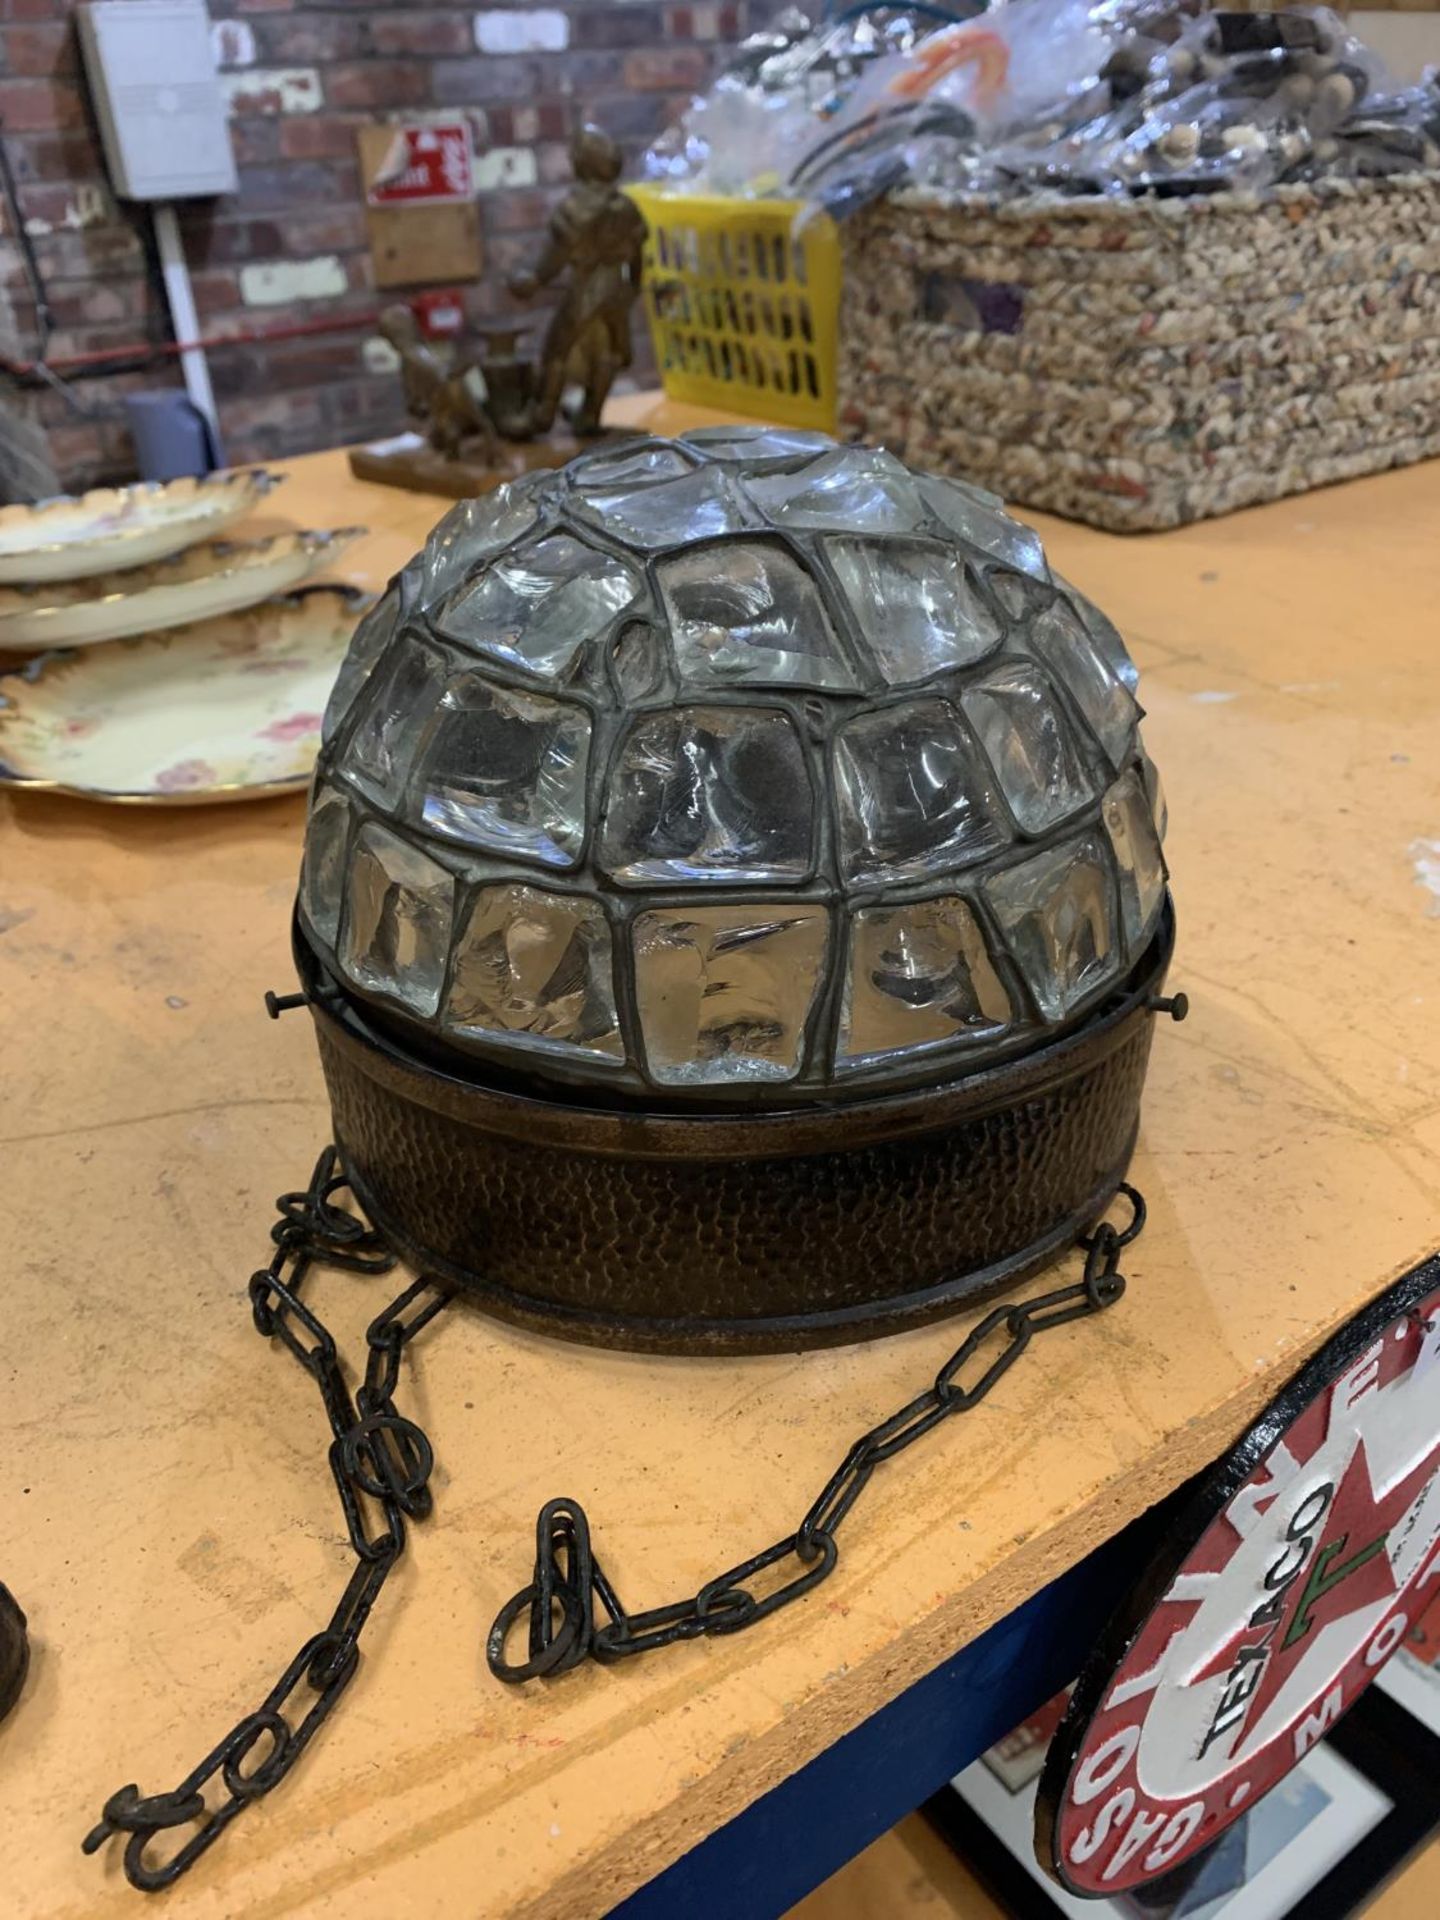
[628,186,840,433]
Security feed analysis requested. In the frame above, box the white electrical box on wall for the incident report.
[77,0,237,201]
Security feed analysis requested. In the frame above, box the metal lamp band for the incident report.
[0,1582,28,1724]
[292,897,1175,1355]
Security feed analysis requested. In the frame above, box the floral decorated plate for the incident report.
[0,528,365,652]
[0,586,370,805]
[0,470,283,586]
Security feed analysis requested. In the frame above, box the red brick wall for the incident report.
[0,1,773,488]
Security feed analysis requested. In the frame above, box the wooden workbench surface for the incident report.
[6,398,1440,1920]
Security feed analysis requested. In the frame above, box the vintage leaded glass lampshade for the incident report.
[290,431,1176,1352]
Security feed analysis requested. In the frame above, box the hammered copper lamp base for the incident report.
[0,1583,28,1724]
[295,906,1174,1355]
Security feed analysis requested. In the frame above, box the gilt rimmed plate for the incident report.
[0,585,370,805]
[0,470,284,585]
[0,527,365,652]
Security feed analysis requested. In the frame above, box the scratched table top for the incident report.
[5,398,1439,1919]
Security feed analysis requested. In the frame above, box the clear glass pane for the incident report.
[601,706,812,885]
[839,895,1012,1069]
[611,621,667,702]
[826,537,1001,685]
[745,448,925,533]
[658,538,856,691]
[681,424,835,468]
[1103,770,1166,953]
[984,569,1038,623]
[444,883,622,1058]
[571,440,697,488]
[633,904,829,1085]
[987,835,1120,1024]
[415,674,590,869]
[834,698,1007,885]
[1055,574,1140,693]
[346,640,446,807]
[341,822,453,1017]
[1027,599,1140,768]
[323,583,402,744]
[436,532,640,682]
[301,783,351,947]
[421,483,540,601]
[1139,738,1168,842]
[962,661,1097,837]
[573,465,753,549]
[918,474,1048,579]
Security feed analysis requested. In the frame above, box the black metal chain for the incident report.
[81,1148,451,1894]
[487,1184,1146,1683]
[79,1154,1142,1888]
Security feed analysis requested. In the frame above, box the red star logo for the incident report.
[1186,1432,1440,1762]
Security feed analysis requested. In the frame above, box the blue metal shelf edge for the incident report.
[613,1489,1187,1920]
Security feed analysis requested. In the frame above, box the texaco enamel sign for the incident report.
[1036,1259,1440,1897]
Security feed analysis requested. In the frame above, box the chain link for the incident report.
[486,1184,1146,1683]
[80,1153,1144,1888]
[81,1148,450,1894]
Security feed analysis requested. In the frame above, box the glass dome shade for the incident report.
[301,431,1166,1104]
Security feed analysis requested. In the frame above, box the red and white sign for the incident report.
[366,123,473,207]
[1037,1264,1440,1897]
[411,289,466,338]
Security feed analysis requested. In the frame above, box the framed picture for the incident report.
[1373,1585,1440,1738]
[924,1681,1440,1920]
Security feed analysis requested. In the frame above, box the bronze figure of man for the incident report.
[508,126,646,437]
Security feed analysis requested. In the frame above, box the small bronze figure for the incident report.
[508,125,647,437]
[352,125,647,496]
[377,304,500,463]
[471,327,537,441]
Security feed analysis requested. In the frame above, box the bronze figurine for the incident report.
[377,304,501,464]
[353,123,648,497]
[508,125,648,437]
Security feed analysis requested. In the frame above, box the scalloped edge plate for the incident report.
[0,527,365,651]
[0,584,371,805]
[0,470,284,585]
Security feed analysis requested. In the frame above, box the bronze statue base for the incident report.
[347,428,628,500]
[292,903,1175,1355]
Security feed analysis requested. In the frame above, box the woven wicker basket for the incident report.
[837,172,1440,531]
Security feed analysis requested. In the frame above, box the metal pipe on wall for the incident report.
[151,202,224,467]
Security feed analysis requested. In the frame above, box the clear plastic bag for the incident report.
[640,4,1434,211]
[1074,8,1390,196]
[641,4,964,198]
[945,6,1408,199]
[1318,74,1440,178]
[786,0,1117,212]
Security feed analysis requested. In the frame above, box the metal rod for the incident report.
[151,202,223,461]
[0,308,383,382]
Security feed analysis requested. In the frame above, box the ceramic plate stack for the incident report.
[0,469,370,804]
